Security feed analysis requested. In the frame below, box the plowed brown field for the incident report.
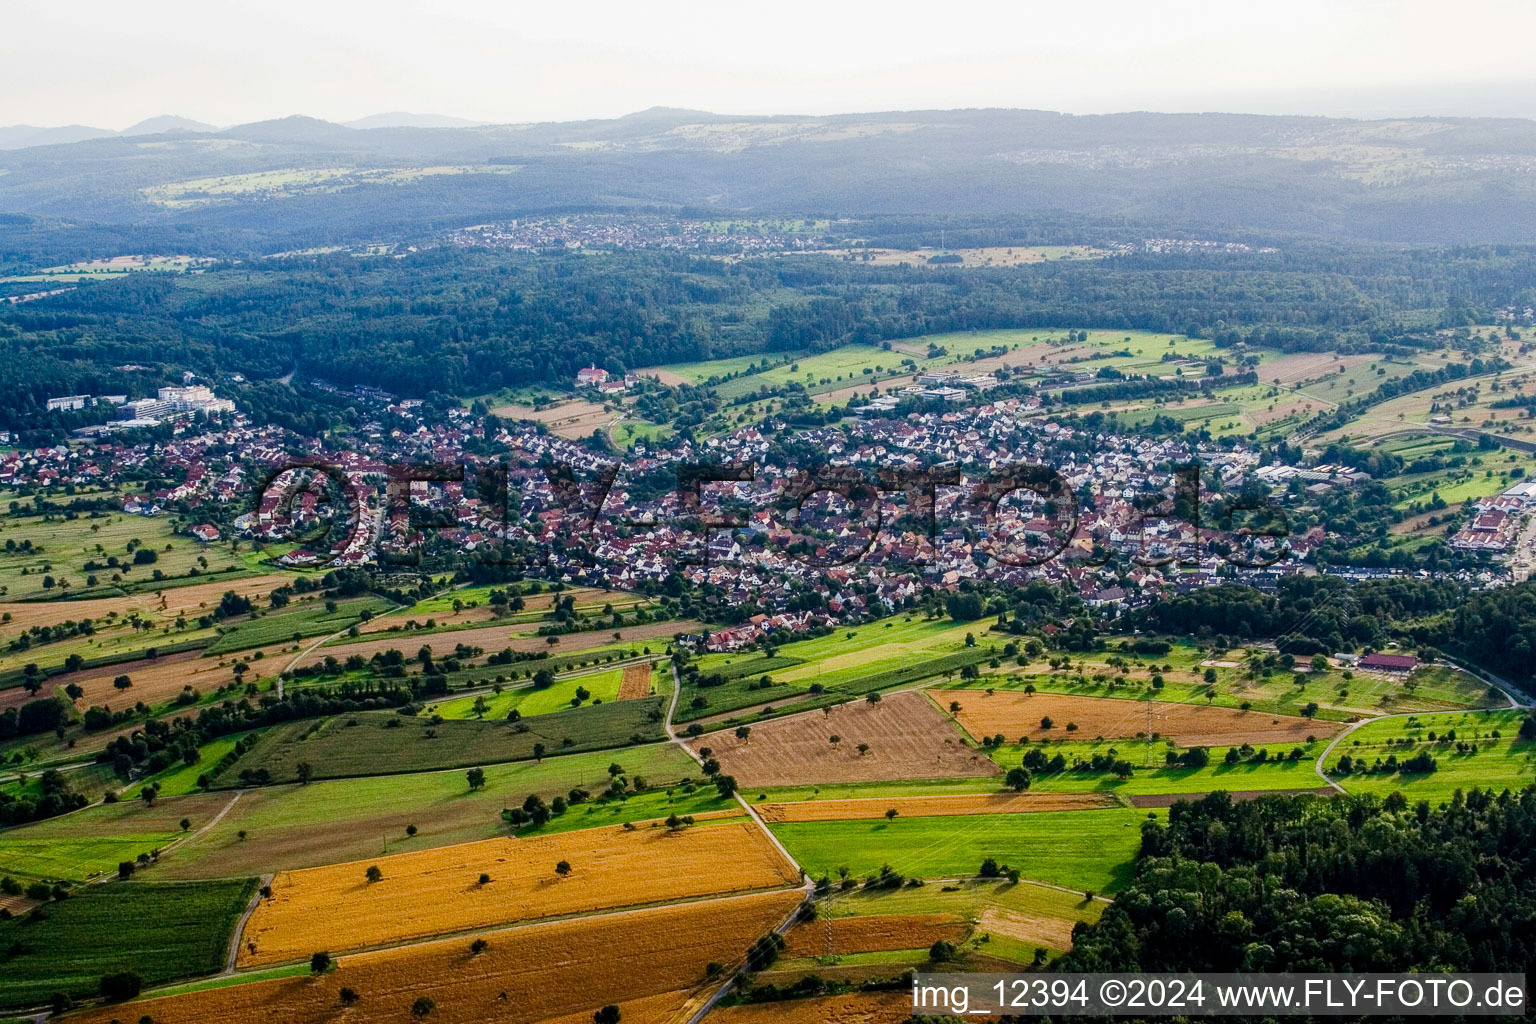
[237,820,799,966]
[618,660,653,700]
[757,791,1115,822]
[941,691,1342,747]
[693,690,1001,787]
[65,888,803,1024]
[783,913,969,957]
[19,644,290,712]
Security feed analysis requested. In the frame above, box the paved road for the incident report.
[667,659,813,1024]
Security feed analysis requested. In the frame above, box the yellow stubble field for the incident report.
[237,819,800,966]
[65,888,804,1024]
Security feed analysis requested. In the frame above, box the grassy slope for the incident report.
[771,807,1156,893]
[210,698,669,786]
[1329,709,1536,803]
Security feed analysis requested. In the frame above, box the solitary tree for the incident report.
[411,996,436,1017]
[339,987,359,1006]
[113,674,133,691]
[885,808,899,820]
[310,951,331,975]
[594,1006,622,1024]
[365,865,383,883]
[466,767,486,791]
[735,726,751,743]
[296,762,314,785]
[555,860,572,877]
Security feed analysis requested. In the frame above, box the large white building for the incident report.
[116,385,235,424]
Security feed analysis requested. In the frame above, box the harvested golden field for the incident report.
[0,574,291,632]
[978,906,1078,950]
[757,791,1115,823]
[618,660,654,700]
[66,888,803,1024]
[783,913,969,957]
[705,992,917,1024]
[237,820,800,966]
[942,691,1342,747]
[492,399,616,439]
[302,617,700,668]
[693,690,1001,787]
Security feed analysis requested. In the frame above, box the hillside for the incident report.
[2,107,1536,243]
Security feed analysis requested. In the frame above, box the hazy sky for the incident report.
[5,0,1535,128]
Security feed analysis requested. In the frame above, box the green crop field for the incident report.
[210,697,669,786]
[771,807,1156,893]
[678,615,1000,722]
[0,879,255,1008]
[1328,709,1536,803]
[0,835,182,883]
[516,786,737,837]
[428,666,629,720]
[996,739,1330,796]
[123,732,252,799]
[152,742,699,876]
[206,595,394,654]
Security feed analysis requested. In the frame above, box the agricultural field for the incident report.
[693,690,1001,787]
[755,791,1116,822]
[0,879,256,1009]
[303,616,698,668]
[428,665,628,720]
[1319,362,1532,444]
[0,790,233,880]
[948,642,1500,722]
[489,397,617,439]
[618,659,657,699]
[64,887,804,1024]
[706,992,915,1023]
[781,912,970,958]
[0,573,304,680]
[813,876,1106,968]
[154,743,702,877]
[677,614,997,722]
[206,594,393,654]
[771,807,1156,893]
[209,698,669,785]
[0,253,213,284]
[355,584,641,633]
[237,819,800,966]
[942,690,1341,747]
[1326,708,1536,803]
[0,505,251,603]
[142,164,523,207]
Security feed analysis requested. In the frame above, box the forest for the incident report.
[1062,788,1536,978]
[3,241,1535,421]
